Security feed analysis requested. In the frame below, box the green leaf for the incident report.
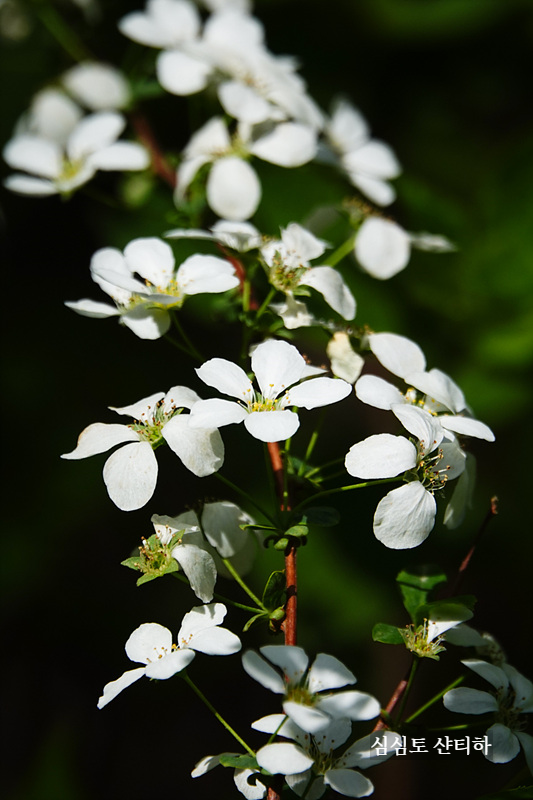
[136,573,158,586]
[415,597,476,628]
[219,754,259,770]
[300,506,341,527]
[262,570,286,611]
[284,524,309,538]
[372,623,405,645]
[396,566,448,621]
[243,612,267,633]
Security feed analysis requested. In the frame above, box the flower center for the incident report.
[268,250,308,292]
[129,399,183,446]
[400,620,446,660]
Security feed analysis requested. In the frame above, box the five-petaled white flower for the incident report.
[189,339,351,442]
[61,386,224,510]
[242,645,380,734]
[97,603,241,708]
[3,111,149,196]
[151,513,217,602]
[345,404,468,548]
[65,237,239,340]
[261,223,356,328]
[443,659,533,774]
[254,715,399,798]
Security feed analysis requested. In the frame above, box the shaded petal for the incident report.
[242,650,286,694]
[392,404,444,453]
[61,422,138,459]
[256,743,314,775]
[162,415,224,476]
[196,357,253,399]
[324,767,374,798]
[308,654,356,693]
[282,701,330,733]
[355,218,410,279]
[172,537,217,602]
[368,332,426,378]
[373,482,436,549]
[317,690,380,721]
[219,80,280,124]
[202,501,253,558]
[123,237,174,287]
[486,723,521,764]
[179,603,227,640]
[345,434,417,479]
[443,454,475,529]
[97,667,146,709]
[103,441,158,510]
[439,415,495,442]
[157,49,211,95]
[189,398,248,428]
[122,306,171,339]
[443,687,498,715]
[251,123,316,167]
[515,731,533,774]
[462,659,508,691]
[244,409,300,442]
[405,368,466,413]
[234,768,267,800]
[327,333,364,383]
[260,645,309,682]
[65,299,120,318]
[301,266,356,319]
[503,664,533,713]
[355,375,404,409]
[207,156,261,221]
[341,731,401,768]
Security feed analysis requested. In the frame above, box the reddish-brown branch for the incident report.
[372,676,409,732]
[130,111,177,189]
[218,244,260,311]
[450,496,498,596]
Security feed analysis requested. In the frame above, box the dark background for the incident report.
[1,1,532,798]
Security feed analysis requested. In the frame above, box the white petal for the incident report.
[461,659,508,691]
[103,441,158,511]
[392,404,443,453]
[328,99,369,153]
[145,648,196,678]
[317,690,380,722]
[271,297,316,329]
[439,415,495,442]
[207,156,261,221]
[251,123,316,167]
[218,80,278,124]
[65,299,120,318]
[122,307,171,339]
[191,754,225,778]
[342,730,401,767]
[282,701,330,733]
[344,140,400,179]
[324,768,374,798]
[515,731,533,774]
[63,62,130,111]
[156,49,211,95]
[242,650,286,694]
[327,333,364,383]
[313,719,353,753]
[368,332,426,378]
[124,237,175,287]
[355,218,410,280]
[405,368,466,413]
[3,174,57,195]
[355,375,404,409]
[260,645,309,682]
[179,602,226,640]
[177,254,239,295]
[485,724,521,764]
[443,455,475,529]
[61,422,139,459]
[443,687,499,715]
[189,398,248,428]
[373,482,436,549]
[256,743,314,775]
[89,141,149,171]
[301,267,356,319]
[280,222,328,262]
[308,654,356,693]
[188,625,242,655]
[201,501,253,558]
[3,135,62,179]
[25,87,82,143]
[345,434,417,479]
[252,339,306,399]
[162,415,224,476]
[503,664,533,712]
[67,112,124,160]
[172,538,217,602]
[287,377,352,409]
[163,385,202,411]
[234,768,267,800]
[350,174,396,206]
[110,391,165,421]
[184,116,230,159]
[125,622,173,664]
[426,605,473,641]
[196,357,253,399]
[244,409,300,442]
[97,667,146,709]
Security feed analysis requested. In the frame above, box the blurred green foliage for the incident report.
[1,1,532,798]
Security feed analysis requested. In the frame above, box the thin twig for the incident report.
[129,111,177,189]
[450,496,498,596]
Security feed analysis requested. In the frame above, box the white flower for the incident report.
[150,514,217,601]
[254,715,399,798]
[345,404,468,548]
[97,603,241,708]
[326,99,400,206]
[61,386,224,510]
[62,61,131,110]
[354,217,455,280]
[65,237,239,340]
[242,645,380,733]
[327,333,364,384]
[165,219,263,252]
[192,753,267,800]
[443,659,533,773]
[176,116,316,220]
[14,88,83,146]
[3,111,149,196]
[261,223,356,326]
[189,339,351,443]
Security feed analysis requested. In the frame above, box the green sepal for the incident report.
[274,537,289,551]
[396,566,448,621]
[415,596,476,628]
[262,570,286,611]
[122,556,142,571]
[299,506,341,527]
[243,612,268,633]
[372,623,405,645]
[284,524,309,538]
[121,533,183,586]
[219,754,259,770]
